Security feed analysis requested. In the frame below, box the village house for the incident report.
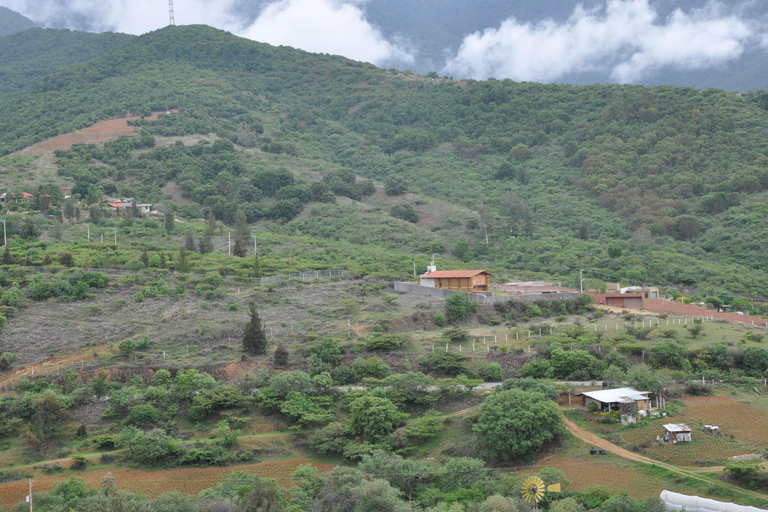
[0,192,34,203]
[605,283,659,299]
[419,269,491,292]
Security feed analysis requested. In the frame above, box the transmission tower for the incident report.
[168,0,175,26]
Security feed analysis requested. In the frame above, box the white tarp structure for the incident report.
[663,423,692,442]
[660,490,765,512]
[580,387,650,404]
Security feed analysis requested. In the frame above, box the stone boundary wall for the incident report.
[640,298,768,327]
[394,282,579,304]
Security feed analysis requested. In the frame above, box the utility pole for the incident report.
[580,269,584,294]
[81,223,89,242]
[251,235,257,254]
[111,227,117,245]
[28,478,32,512]
[228,232,231,255]
[1,219,5,246]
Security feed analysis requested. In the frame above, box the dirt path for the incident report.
[561,415,768,501]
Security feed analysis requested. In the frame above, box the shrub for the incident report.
[203,271,224,286]
[444,293,478,323]
[70,456,87,470]
[119,339,137,355]
[129,404,160,426]
[308,422,350,455]
[419,350,466,376]
[684,381,712,396]
[124,259,144,271]
[391,204,419,223]
[364,335,403,351]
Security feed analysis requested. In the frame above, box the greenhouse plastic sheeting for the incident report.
[660,491,765,512]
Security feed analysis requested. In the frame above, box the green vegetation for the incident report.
[1,21,768,511]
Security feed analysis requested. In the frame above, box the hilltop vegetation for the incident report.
[0,28,135,94]
[1,25,768,298]
[0,6,36,38]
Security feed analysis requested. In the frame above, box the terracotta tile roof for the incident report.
[421,270,490,279]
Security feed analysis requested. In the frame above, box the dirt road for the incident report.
[560,414,768,502]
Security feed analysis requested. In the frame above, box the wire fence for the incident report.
[13,266,352,283]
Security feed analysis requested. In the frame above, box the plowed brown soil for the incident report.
[0,458,336,509]
[24,110,177,153]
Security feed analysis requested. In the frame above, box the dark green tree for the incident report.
[89,204,104,223]
[239,476,285,512]
[164,208,175,233]
[473,388,566,462]
[253,253,262,278]
[176,247,190,273]
[347,395,408,443]
[1,245,15,265]
[185,229,196,252]
[384,175,407,195]
[243,301,268,355]
[578,220,589,240]
[64,199,75,222]
[274,343,289,367]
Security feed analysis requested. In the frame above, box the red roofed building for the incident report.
[420,269,491,292]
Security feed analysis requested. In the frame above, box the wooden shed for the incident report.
[419,270,491,292]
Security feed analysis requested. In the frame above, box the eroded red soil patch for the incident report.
[25,110,178,153]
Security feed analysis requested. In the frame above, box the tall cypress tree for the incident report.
[242,301,267,355]
[164,208,175,233]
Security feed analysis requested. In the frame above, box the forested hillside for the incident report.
[0,28,135,94]
[2,24,768,297]
[0,5,35,37]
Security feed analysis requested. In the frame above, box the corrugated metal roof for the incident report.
[663,423,691,433]
[580,387,650,404]
[421,270,490,279]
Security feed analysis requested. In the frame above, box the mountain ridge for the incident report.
[2,24,768,297]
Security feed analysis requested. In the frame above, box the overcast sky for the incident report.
[0,0,765,83]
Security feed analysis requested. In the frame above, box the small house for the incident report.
[0,192,33,203]
[579,387,651,413]
[419,270,491,292]
[663,423,692,443]
[137,204,152,216]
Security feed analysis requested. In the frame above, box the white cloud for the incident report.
[443,0,757,83]
[239,0,413,65]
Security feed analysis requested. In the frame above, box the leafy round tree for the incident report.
[347,395,408,443]
[242,301,268,355]
[384,175,407,195]
[473,388,566,462]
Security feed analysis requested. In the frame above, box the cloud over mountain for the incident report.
[239,0,414,65]
[443,0,761,83]
[0,0,413,66]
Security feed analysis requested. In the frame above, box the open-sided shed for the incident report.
[579,387,651,412]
